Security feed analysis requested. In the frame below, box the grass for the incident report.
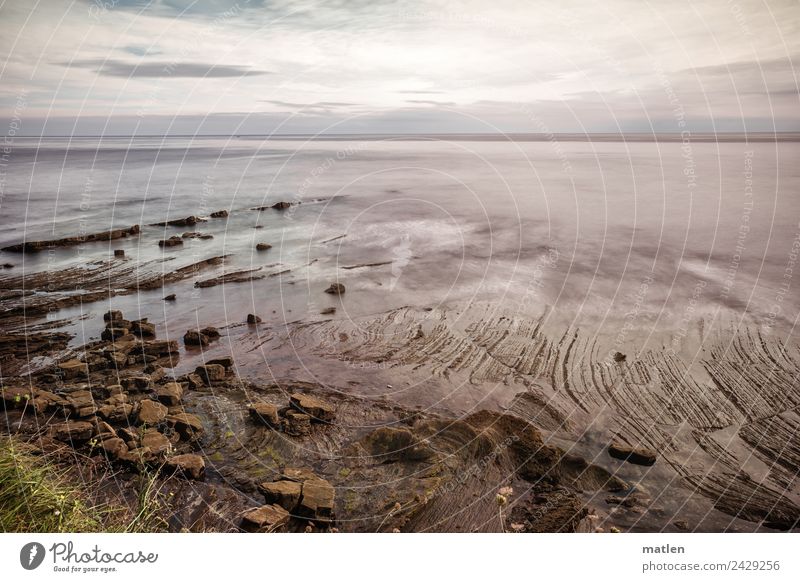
[0,436,167,533]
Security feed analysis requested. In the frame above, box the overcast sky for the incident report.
[1,0,798,135]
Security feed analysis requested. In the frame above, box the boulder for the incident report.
[104,310,124,322]
[195,364,225,384]
[163,294,176,301]
[164,453,205,480]
[240,504,290,532]
[324,283,345,295]
[167,412,204,439]
[249,403,280,428]
[101,327,130,341]
[206,356,233,369]
[66,390,96,417]
[247,314,262,324]
[259,480,302,511]
[114,249,125,258]
[297,477,335,520]
[256,243,272,251]
[138,399,168,425]
[91,419,116,438]
[98,403,134,423]
[185,372,205,390]
[106,351,129,368]
[210,209,229,218]
[121,376,151,392]
[320,307,336,315]
[49,421,94,443]
[183,330,209,347]
[608,442,657,466]
[141,430,172,455]
[131,320,156,338]
[290,393,335,423]
[271,201,292,210]
[159,236,183,248]
[141,340,179,357]
[98,437,128,460]
[283,411,311,436]
[200,326,220,339]
[361,426,434,462]
[156,382,183,406]
[58,359,89,380]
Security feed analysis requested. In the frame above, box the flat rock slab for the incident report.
[240,504,290,532]
[289,393,335,423]
[164,453,206,480]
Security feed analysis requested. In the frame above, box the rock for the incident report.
[141,430,172,455]
[673,519,690,531]
[98,437,128,459]
[163,294,176,301]
[259,480,302,511]
[104,310,123,322]
[58,359,89,380]
[3,225,140,253]
[101,326,130,341]
[320,307,336,315]
[324,283,345,295]
[49,421,94,443]
[256,243,272,251]
[289,393,335,423]
[608,442,657,466]
[106,351,129,368]
[2,262,14,268]
[1,386,33,410]
[249,403,280,428]
[195,364,225,384]
[156,382,183,406]
[200,326,220,339]
[164,454,206,480]
[159,236,184,248]
[131,320,156,338]
[275,472,335,520]
[151,215,203,227]
[183,330,209,347]
[271,201,292,210]
[167,412,204,439]
[66,390,96,417]
[92,419,116,438]
[240,504,290,532]
[121,376,151,392]
[206,356,233,369]
[361,426,434,462]
[613,352,627,362]
[283,411,311,436]
[247,314,262,324]
[114,249,125,258]
[185,373,205,390]
[138,400,168,425]
[98,403,134,423]
[210,209,229,218]
[141,340,179,357]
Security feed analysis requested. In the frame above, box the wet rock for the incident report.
[249,403,280,428]
[608,442,657,466]
[289,393,335,423]
[240,504,290,532]
[361,426,434,462]
[196,364,225,385]
[163,294,176,301]
[49,421,94,443]
[131,319,156,338]
[164,453,206,480]
[106,351,129,368]
[509,490,589,533]
[101,326,130,341]
[206,356,233,369]
[200,326,220,339]
[104,310,124,322]
[138,400,168,425]
[2,262,14,268]
[271,201,292,210]
[183,330,209,347]
[159,236,184,248]
[320,307,336,315]
[185,373,205,390]
[141,340,179,357]
[283,411,311,436]
[2,225,140,253]
[274,471,335,521]
[324,283,345,295]
[167,412,204,439]
[247,314,262,324]
[156,382,183,406]
[151,215,204,227]
[114,249,125,258]
[141,430,172,455]
[259,480,302,512]
[58,359,89,380]
[256,243,272,251]
[210,209,228,218]
[613,352,627,362]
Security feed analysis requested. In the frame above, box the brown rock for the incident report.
[256,243,272,251]
[200,326,220,339]
[98,437,128,459]
[240,504,290,532]
[324,283,345,295]
[271,201,292,210]
[98,403,134,423]
[159,236,184,248]
[167,412,204,439]
[114,249,125,258]
[156,382,183,406]
[163,294,177,301]
[206,356,233,369]
[164,453,205,480]
[247,314,262,324]
[58,359,89,380]
[608,442,657,466]
[259,480,302,511]
[283,411,311,436]
[210,209,229,218]
[131,320,156,338]
[141,340,179,357]
[249,403,280,428]
[183,330,208,346]
[101,327,130,341]
[138,399,168,425]
[185,373,205,390]
[121,376,151,392]
[195,364,225,384]
[296,477,335,520]
[141,430,172,455]
[320,307,336,315]
[49,421,94,443]
[361,426,434,462]
[103,310,124,322]
[289,393,335,423]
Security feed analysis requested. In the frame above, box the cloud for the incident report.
[406,99,457,106]
[57,58,270,78]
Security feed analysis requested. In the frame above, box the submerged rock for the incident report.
[247,314,262,324]
[159,236,184,248]
[210,209,229,218]
[2,225,140,253]
[324,283,345,295]
[256,243,272,251]
[163,294,177,301]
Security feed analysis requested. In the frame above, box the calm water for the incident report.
[2,136,799,362]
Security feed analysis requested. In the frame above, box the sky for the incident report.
[0,0,798,135]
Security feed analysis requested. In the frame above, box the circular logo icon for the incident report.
[20,542,46,570]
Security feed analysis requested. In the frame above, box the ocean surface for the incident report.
[1,135,799,380]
